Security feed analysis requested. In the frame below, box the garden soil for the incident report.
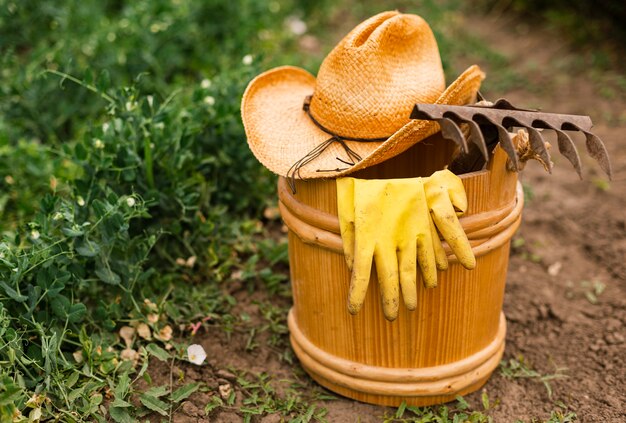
[146,12,626,423]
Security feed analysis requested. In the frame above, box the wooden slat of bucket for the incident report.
[292,136,517,219]
[283,134,519,406]
[288,235,510,367]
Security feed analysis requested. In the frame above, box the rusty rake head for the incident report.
[410,98,612,179]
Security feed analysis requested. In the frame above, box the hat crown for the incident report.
[309,11,446,139]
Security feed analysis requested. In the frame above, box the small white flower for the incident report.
[52,212,63,221]
[30,230,40,240]
[201,79,212,89]
[4,175,14,185]
[102,122,110,132]
[187,344,206,365]
[76,196,85,207]
[286,16,307,36]
[125,101,137,111]
[126,197,136,207]
[93,139,104,149]
[147,95,154,108]
[242,54,253,66]
[203,96,215,106]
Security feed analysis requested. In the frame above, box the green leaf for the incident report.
[204,396,223,414]
[0,281,28,302]
[96,70,111,92]
[109,407,133,423]
[62,227,84,237]
[45,280,65,297]
[481,391,490,410]
[95,267,121,285]
[395,401,407,418]
[67,303,87,322]
[0,377,22,406]
[84,69,93,86]
[68,387,84,402]
[171,383,201,403]
[76,239,101,257]
[51,296,71,318]
[139,393,169,416]
[453,413,469,423]
[75,143,88,161]
[114,372,131,399]
[92,199,111,218]
[90,393,103,406]
[111,397,132,408]
[66,372,80,388]
[146,343,170,361]
[456,395,469,410]
[144,385,169,398]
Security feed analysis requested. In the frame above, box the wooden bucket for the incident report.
[278,135,522,407]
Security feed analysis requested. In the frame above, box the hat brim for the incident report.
[241,64,485,179]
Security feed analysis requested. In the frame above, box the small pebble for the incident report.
[218,383,232,400]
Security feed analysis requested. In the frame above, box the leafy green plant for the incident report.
[500,356,568,398]
[514,401,577,423]
[204,371,332,422]
[0,0,336,419]
[383,394,494,422]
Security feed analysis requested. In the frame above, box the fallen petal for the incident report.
[187,344,207,365]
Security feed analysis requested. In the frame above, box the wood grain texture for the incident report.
[280,134,520,406]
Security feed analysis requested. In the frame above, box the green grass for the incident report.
[500,356,568,398]
[382,394,495,422]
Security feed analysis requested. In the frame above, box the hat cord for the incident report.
[286,96,388,193]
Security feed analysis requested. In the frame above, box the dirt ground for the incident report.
[146,12,625,423]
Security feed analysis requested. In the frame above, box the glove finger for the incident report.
[348,242,374,315]
[416,229,438,288]
[374,246,400,321]
[397,242,417,311]
[414,180,438,288]
[429,217,448,271]
[431,200,476,270]
[428,170,468,216]
[336,178,356,271]
[442,171,469,215]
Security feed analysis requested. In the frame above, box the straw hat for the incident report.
[242,11,485,181]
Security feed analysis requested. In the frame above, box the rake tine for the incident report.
[474,114,519,170]
[410,102,609,177]
[526,126,553,173]
[491,98,516,110]
[437,118,468,153]
[466,119,489,161]
[444,113,489,161]
[564,125,613,179]
[556,131,583,179]
[583,132,612,179]
[535,120,583,179]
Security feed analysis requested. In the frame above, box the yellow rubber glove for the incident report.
[423,170,476,270]
[337,178,437,321]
